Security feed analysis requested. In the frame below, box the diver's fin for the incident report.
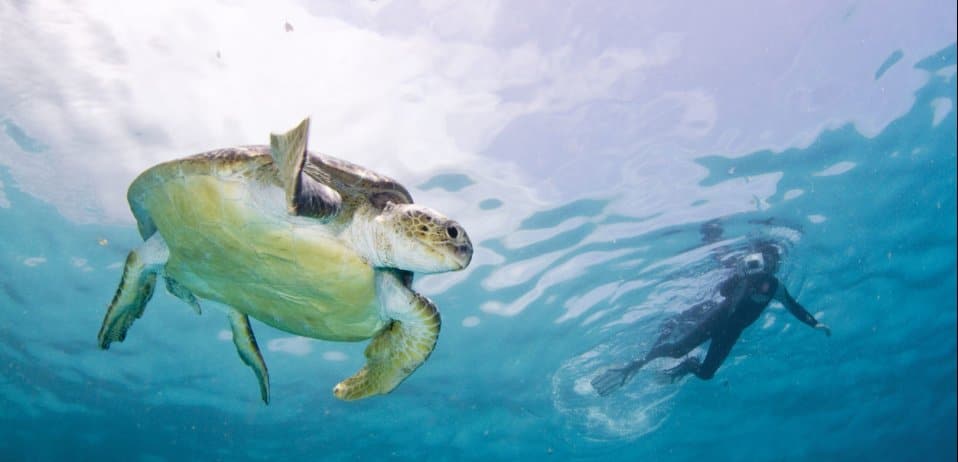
[333,272,440,400]
[97,234,168,349]
[591,360,644,397]
[269,117,341,219]
[228,309,270,405]
[164,276,201,315]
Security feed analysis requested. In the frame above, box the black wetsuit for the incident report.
[643,272,819,379]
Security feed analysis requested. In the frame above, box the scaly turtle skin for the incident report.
[97,118,473,403]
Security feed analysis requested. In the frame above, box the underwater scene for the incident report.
[1,1,956,461]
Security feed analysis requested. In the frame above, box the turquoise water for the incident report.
[1,3,956,461]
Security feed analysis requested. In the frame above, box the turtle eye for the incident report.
[446,225,459,239]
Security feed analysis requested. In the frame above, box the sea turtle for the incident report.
[97,118,473,403]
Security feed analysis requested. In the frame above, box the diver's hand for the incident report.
[815,323,831,337]
[591,365,636,397]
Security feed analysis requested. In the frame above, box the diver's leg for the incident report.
[668,328,741,381]
[693,329,740,379]
[592,302,716,396]
[644,301,717,362]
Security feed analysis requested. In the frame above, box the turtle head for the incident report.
[372,202,473,273]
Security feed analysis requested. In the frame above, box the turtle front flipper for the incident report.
[270,117,342,219]
[333,272,441,400]
[228,309,270,404]
[97,234,169,349]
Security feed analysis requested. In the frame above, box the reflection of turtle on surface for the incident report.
[97,118,473,403]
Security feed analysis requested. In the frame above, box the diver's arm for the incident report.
[774,282,831,336]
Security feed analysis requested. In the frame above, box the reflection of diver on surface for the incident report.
[591,240,831,397]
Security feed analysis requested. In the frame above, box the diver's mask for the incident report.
[741,252,766,276]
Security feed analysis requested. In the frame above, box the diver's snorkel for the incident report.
[741,252,766,276]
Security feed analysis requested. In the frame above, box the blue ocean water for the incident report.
[1,4,956,462]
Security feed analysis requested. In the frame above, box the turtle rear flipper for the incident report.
[97,234,169,349]
[228,309,270,405]
[333,272,440,400]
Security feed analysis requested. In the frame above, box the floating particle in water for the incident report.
[98,238,108,246]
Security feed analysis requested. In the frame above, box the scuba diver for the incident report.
[591,240,831,396]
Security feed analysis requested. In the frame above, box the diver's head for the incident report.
[741,252,766,276]
[741,241,781,276]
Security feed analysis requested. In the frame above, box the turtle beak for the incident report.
[453,242,473,269]
[445,221,472,270]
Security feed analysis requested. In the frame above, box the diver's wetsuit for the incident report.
[643,272,819,379]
